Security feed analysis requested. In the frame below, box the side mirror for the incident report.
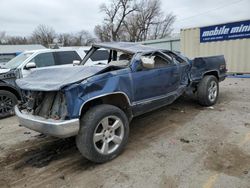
[25,62,36,69]
[73,60,81,66]
[141,56,155,69]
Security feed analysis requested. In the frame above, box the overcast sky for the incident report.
[0,0,249,36]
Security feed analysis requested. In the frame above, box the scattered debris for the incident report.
[218,108,225,112]
[154,152,167,159]
[33,133,46,138]
[59,175,65,180]
[180,138,190,143]
[0,145,4,150]
[207,106,214,110]
[244,123,250,128]
[243,170,248,175]
[169,139,177,145]
[170,107,180,111]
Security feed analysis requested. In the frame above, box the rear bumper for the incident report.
[15,106,79,138]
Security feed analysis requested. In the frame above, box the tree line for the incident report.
[0,0,176,47]
[0,25,96,47]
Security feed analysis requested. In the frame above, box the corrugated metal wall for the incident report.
[180,28,250,73]
[141,38,180,52]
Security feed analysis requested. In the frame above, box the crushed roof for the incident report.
[93,42,163,53]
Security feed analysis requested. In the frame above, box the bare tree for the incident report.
[31,24,56,47]
[0,31,30,45]
[94,25,112,42]
[124,0,176,41]
[0,31,6,44]
[58,30,96,46]
[98,0,137,41]
[75,30,95,45]
[137,0,161,40]
[5,36,28,44]
[96,0,176,42]
[58,33,73,46]
[0,27,96,47]
[150,13,176,40]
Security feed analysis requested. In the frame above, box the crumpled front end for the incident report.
[15,90,79,138]
[19,91,68,120]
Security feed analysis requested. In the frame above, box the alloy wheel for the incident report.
[93,115,124,155]
[208,80,218,102]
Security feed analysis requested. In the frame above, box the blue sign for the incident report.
[200,20,250,43]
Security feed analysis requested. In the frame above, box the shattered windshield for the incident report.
[82,47,133,67]
[2,52,33,69]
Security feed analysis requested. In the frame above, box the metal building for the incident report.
[0,44,46,64]
[181,20,250,73]
[141,37,180,52]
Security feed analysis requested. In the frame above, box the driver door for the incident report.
[131,53,181,115]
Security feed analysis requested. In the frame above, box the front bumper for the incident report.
[15,106,80,138]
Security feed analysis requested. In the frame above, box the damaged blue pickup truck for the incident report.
[15,42,227,163]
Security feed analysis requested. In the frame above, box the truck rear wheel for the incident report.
[76,104,129,163]
[197,75,219,106]
[0,90,18,118]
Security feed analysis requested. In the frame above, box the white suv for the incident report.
[1,48,87,77]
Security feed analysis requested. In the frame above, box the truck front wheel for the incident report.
[197,75,219,106]
[76,104,129,163]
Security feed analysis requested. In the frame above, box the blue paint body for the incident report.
[62,44,226,119]
[17,42,227,120]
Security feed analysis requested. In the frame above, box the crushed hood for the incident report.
[16,65,105,91]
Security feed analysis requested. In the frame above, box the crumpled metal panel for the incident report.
[16,65,106,91]
[190,55,226,81]
[93,42,164,54]
[64,68,133,119]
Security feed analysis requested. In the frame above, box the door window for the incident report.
[55,51,81,65]
[143,52,174,69]
[30,52,55,67]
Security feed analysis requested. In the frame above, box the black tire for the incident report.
[197,75,219,106]
[76,104,129,163]
[0,90,18,118]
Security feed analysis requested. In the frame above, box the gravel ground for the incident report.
[0,78,249,188]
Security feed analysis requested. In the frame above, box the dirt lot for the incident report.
[0,78,250,188]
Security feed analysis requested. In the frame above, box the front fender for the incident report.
[64,73,133,119]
